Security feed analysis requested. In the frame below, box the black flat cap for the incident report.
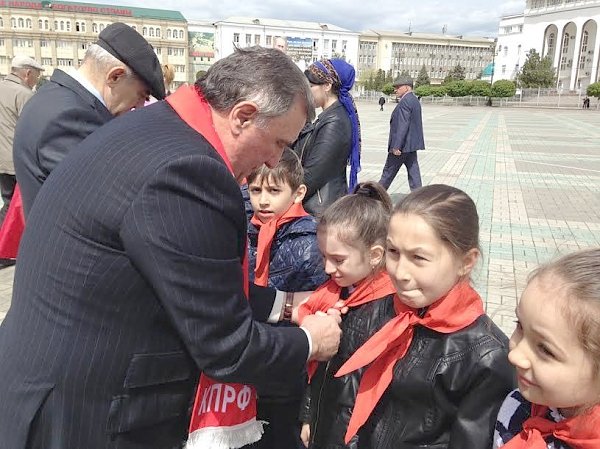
[97,22,165,100]
[393,76,414,88]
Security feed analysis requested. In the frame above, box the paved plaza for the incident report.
[1,103,599,336]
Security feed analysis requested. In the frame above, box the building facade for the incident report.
[496,0,600,90]
[188,19,215,84]
[357,31,496,84]
[0,0,188,86]
[212,17,359,71]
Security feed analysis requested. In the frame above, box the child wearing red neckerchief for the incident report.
[333,184,515,448]
[494,248,600,449]
[297,181,398,448]
[246,148,327,449]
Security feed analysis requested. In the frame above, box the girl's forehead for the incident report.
[318,225,362,251]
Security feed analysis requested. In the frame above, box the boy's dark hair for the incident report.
[393,184,480,258]
[318,182,392,269]
[246,148,304,191]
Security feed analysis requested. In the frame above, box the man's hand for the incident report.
[391,148,402,156]
[300,423,310,447]
[301,312,342,361]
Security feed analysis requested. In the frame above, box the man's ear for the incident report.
[459,248,480,277]
[294,184,307,203]
[369,244,385,268]
[105,66,128,87]
[229,101,259,136]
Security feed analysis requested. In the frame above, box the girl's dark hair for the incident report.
[528,248,600,375]
[393,184,480,257]
[318,182,392,268]
[246,148,304,191]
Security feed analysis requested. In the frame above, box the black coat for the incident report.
[0,101,309,449]
[301,295,396,449]
[13,69,113,216]
[293,101,351,216]
[360,315,515,449]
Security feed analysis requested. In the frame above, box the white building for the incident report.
[212,17,359,71]
[188,20,216,83]
[358,31,495,84]
[496,0,600,90]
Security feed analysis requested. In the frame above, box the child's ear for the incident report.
[459,248,480,277]
[369,244,385,268]
[294,184,307,203]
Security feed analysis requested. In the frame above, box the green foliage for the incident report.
[445,80,471,97]
[414,85,432,97]
[415,65,430,88]
[517,49,556,88]
[470,80,491,97]
[587,82,600,99]
[491,80,516,98]
[195,70,207,80]
[400,69,410,77]
[381,83,395,96]
[35,76,48,90]
[443,64,466,84]
[430,85,448,97]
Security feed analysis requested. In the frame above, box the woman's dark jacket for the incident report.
[293,101,352,216]
[301,294,396,449]
[358,315,515,449]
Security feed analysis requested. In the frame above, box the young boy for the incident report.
[246,148,327,449]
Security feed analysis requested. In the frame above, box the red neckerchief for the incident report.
[335,282,484,443]
[250,202,309,287]
[503,403,600,449]
[298,271,396,381]
[167,86,260,448]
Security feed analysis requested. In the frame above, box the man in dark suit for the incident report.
[0,46,341,449]
[14,22,165,217]
[378,76,425,191]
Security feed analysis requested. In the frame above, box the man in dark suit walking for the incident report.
[378,76,425,191]
[14,22,165,217]
[0,46,341,449]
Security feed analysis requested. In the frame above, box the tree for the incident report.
[445,80,471,97]
[374,69,386,91]
[587,82,600,100]
[444,64,466,83]
[400,69,410,77]
[415,65,430,88]
[491,80,516,98]
[381,83,395,96]
[430,85,448,97]
[517,49,556,88]
[470,80,492,97]
[414,85,432,97]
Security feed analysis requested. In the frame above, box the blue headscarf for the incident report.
[311,59,361,191]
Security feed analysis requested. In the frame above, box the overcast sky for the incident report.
[93,0,526,37]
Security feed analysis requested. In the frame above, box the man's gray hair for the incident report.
[196,46,315,124]
[82,43,132,76]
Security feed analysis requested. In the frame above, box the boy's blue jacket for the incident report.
[247,215,328,292]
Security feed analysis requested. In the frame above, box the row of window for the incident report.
[231,33,347,52]
[0,16,184,40]
[530,0,580,9]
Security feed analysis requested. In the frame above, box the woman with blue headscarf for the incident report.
[293,58,361,216]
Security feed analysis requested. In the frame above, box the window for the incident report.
[18,17,24,28]
[99,23,104,31]
[76,21,85,32]
[156,28,161,37]
[254,34,260,45]
[60,21,64,31]
[562,33,569,54]
[167,29,172,38]
[92,23,98,33]
[143,27,147,36]
[155,47,161,55]
[233,33,240,44]
[11,18,16,28]
[56,40,71,48]
[66,21,70,32]
[342,40,347,51]
[324,39,329,49]
[504,46,508,57]
[501,65,506,74]
[41,57,52,65]
[40,40,50,47]
[547,33,555,56]
[332,39,337,51]
[580,55,586,69]
[246,34,251,46]
[14,38,33,47]
[38,19,43,29]
[149,27,154,37]
[179,30,183,39]
[266,35,272,46]
[44,19,49,30]
[0,39,4,46]
[581,30,589,53]
[54,20,58,30]
[57,58,73,66]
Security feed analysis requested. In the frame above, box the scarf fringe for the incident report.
[185,419,267,449]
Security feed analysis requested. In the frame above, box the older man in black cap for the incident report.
[378,75,425,192]
[13,22,164,216]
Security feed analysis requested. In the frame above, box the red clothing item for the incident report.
[0,184,24,259]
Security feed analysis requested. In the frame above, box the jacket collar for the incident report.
[49,69,111,118]
[4,73,30,89]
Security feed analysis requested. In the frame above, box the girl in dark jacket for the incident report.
[294,59,361,216]
[336,184,515,449]
[297,181,397,449]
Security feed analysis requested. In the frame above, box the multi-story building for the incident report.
[496,0,600,90]
[358,30,495,84]
[212,17,359,71]
[0,0,189,87]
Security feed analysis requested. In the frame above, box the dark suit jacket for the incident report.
[13,68,113,216]
[387,91,425,154]
[0,101,309,449]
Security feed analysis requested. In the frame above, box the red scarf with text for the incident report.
[298,271,396,381]
[167,85,262,449]
[503,403,600,449]
[335,282,484,443]
[250,202,309,287]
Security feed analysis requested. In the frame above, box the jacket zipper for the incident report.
[311,360,330,446]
